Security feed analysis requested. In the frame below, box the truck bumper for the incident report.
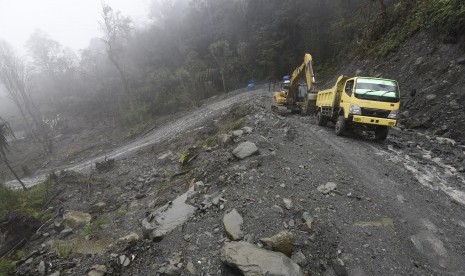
[351,115,397,127]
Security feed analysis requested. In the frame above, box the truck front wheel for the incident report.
[335,115,346,136]
[316,111,327,126]
[375,126,389,141]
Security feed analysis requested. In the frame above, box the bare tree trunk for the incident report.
[1,156,27,191]
[109,55,134,110]
[220,68,227,94]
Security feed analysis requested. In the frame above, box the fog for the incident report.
[0,0,151,53]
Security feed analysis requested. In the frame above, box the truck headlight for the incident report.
[349,104,361,115]
[388,110,398,119]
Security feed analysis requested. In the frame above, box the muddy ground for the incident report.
[8,88,465,276]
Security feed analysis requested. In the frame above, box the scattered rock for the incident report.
[232,141,259,159]
[49,272,60,276]
[118,232,140,242]
[90,202,107,213]
[232,130,244,138]
[158,151,174,160]
[158,264,181,276]
[425,94,437,101]
[415,57,424,66]
[354,218,394,228]
[221,241,303,276]
[223,208,244,241]
[260,231,294,256]
[449,100,460,110]
[218,134,232,146]
[242,126,253,134]
[456,57,465,64]
[283,198,293,209]
[317,182,338,195]
[272,205,284,214]
[88,264,107,276]
[58,228,73,239]
[62,211,92,229]
[38,260,46,276]
[405,118,423,129]
[291,250,308,267]
[186,261,196,274]
[119,255,131,267]
[302,212,314,230]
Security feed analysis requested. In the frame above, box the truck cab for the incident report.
[316,76,400,140]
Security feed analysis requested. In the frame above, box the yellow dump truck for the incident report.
[316,75,400,140]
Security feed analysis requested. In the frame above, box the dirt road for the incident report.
[7,89,268,189]
[13,91,465,276]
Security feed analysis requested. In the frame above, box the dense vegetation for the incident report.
[1,0,463,132]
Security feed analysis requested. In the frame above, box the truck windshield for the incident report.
[354,78,400,103]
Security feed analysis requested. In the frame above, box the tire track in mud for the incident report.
[7,89,267,189]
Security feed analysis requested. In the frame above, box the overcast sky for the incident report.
[0,0,152,54]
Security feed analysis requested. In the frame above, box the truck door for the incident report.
[341,79,354,118]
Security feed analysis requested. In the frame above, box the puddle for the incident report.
[142,188,197,240]
[354,218,394,228]
[374,146,465,206]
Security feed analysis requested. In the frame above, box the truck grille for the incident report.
[360,108,390,118]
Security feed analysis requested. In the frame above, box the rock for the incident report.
[90,202,107,213]
[62,211,91,229]
[436,137,456,146]
[58,228,73,239]
[415,57,424,66]
[317,182,338,195]
[53,222,64,233]
[38,260,46,275]
[283,198,293,210]
[450,100,460,110]
[183,234,192,242]
[425,94,437,101]
[221,241,303,276]
[158,151,174,160]
[260,231,294,256]
[119,255,131,267]
[302,212,314,230]
[456,57,465,64]
[49,272,60,276]
[158,265,181,276]
[291,250,307,267]
[355,69,363,76]
[405,118,422,129]
[242,126,253,134]
[232,130,244,138]
[88,264,107,276]
[272,205,284,214]
[218,134,232,146]
[232,141,259,160]
[118,232,140,242]
[223,208,244,241]
[186,261,196,274]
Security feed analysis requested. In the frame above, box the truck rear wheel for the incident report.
[316,111,327,126]
[375,126,389,141]
[335,115,346,136]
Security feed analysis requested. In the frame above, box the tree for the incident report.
[100,2,134,110]
[0,40,52,153]
[209,40,231,93]
[0,117,27,190]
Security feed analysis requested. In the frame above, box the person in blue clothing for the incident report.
[247,83,255,91]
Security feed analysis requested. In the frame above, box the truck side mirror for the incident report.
[410,89,417,97]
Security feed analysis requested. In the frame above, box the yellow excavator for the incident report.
[272,53,317,114]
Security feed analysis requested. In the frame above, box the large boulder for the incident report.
[232,141,259,159]
[221,241,303,276]
[223,209,244,241]
[62,211,91,229]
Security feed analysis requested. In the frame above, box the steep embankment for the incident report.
[339,31,465,142]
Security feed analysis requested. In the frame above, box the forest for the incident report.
[0,0,464,151]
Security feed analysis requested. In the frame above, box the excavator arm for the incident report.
[287,53,315,104]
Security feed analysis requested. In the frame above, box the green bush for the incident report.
[0,258,15,276]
